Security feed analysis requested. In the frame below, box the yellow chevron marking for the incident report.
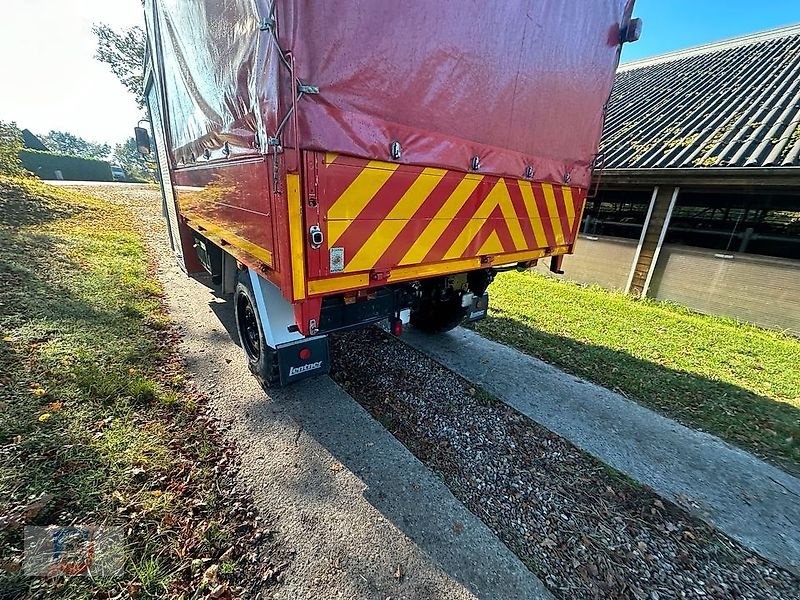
[518,182,547,247]
[497,184,527,251]
[327,220,350,248]
[562,186,576,232]
[542,183,565,246]
[399,174,483,265]
[443,179,514,260]
[345,168,447,273]
[477,230,504,255]
[327,161,399,245]
[325,152,339,166]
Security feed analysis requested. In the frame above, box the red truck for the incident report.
[137,0,639,386]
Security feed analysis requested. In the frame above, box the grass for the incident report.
[471,270,800,472]
[0,177,248,597]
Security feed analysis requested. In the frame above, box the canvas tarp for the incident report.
[148,0,634,187]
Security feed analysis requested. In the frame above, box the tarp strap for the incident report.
[260,2,316,147]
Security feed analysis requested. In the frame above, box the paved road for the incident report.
[404,327,800,575]
[85,184,551,599]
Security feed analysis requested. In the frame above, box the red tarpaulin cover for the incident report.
[149,0,634,188]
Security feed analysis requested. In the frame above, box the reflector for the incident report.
[391,319,403,336]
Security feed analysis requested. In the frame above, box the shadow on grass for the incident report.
[470,311,800,474]
[0,178,79,228]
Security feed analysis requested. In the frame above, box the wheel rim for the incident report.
[237,292,261,361]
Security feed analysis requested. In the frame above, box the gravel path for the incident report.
[68,184,551,600]
[330,328,800,600]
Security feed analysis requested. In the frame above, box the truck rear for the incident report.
[139,0,639,386]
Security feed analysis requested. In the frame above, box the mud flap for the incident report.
[464,292,489,323]
[276,336,330,386]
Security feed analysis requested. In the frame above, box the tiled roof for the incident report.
[600,24,800,169]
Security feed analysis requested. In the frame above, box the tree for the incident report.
[0,121,27,177]
[93,23,146,108]
[112,137,155,181]
[40,131,110,160]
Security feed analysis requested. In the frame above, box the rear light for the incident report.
[391,318,403,337]
[299,348,312,360]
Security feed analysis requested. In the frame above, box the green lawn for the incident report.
[0,177,247,597]
[471,271,800,472]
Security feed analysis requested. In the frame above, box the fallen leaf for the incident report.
[394,565,402,580]
[219,546,235,562]
[38,413,51,422]
[47,401,63,412]
[127,581,142,597]
[32,388,47,398]
[0,559,21,573]
[202,563,219,585]
[151,490,163,497]
[22,494,54,520]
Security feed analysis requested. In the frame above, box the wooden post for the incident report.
[626,186,680,297]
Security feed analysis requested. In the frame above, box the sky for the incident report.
[621,0,800,63]
[0,0,145,148]
[0,1,799,148]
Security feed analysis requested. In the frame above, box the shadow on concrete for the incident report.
[470,308,800,475]
[197,291,546,599]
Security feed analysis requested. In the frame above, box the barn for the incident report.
[548,24,800,334]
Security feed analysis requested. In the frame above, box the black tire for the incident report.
[410,297,467,333]
[234,271,280,387]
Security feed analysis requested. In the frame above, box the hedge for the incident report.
[0,121,26,177]
[19,149,113,182]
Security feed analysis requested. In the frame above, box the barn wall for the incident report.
[534,234,638,290]
[648,245,800,334]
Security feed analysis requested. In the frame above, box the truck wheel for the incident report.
[234,272,280,387]
[411,298,467,333]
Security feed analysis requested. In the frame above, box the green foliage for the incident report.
[40,130,111,160]
[0,121,27,177]
[472,271,800,471]
[93,23,147,108]
[113,137,156,182]
[19,149,113,182]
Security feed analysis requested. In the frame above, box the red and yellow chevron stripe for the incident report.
[314,154,585,282]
